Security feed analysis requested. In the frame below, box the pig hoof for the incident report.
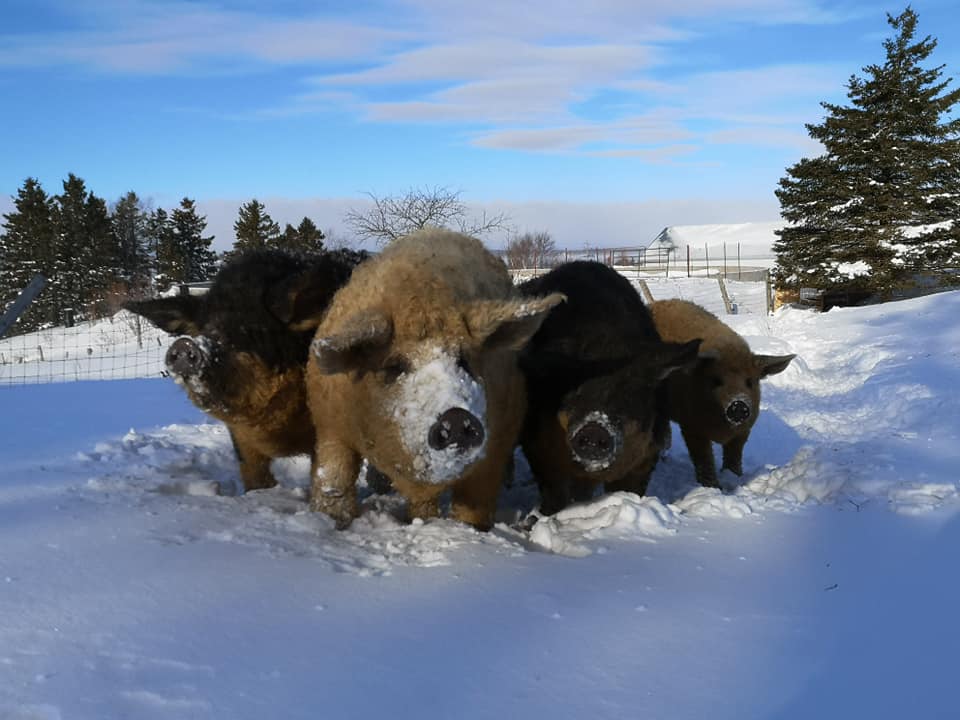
[309,494,357,530]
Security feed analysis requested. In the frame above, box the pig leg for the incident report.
[310,438,361,530]
[680,426,719,488]
[605,463,654,498]
[721,435,747,476]
[229,429,277,491]
[397,480,443,523]
[451,460,504,531]
[537,475,572,516]
[571,477,597,503]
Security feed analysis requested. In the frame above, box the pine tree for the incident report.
[277,217,326,254]
[171,198,217,283]
[111,191,152,293]
[80,189,121,317]
[231,199,280,256]
[775,7,960,292]
[0,178,56,332]
[52,174,115,324]
[147,208,178,291]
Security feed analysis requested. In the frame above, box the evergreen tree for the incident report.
[78,187,120,317]
[0,178,56,332]
[52,174,117,323]
[147,207,178,290]
[111,191,152,292]
[277,217,326,254]
[231,199,280,256]
[171,198,217,283]
[775,7,960,292]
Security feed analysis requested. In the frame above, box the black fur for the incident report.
[519,261,699,513]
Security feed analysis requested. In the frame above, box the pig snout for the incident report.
[725,399,751,425]
[569,413,622,470]
[428,408,485,453]
[166,337,205,377]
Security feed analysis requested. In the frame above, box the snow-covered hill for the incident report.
[1,291,959,719]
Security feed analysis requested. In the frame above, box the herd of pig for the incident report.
[126,228,794,531]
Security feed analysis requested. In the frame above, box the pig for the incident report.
[124,248,367,492]
[648,299,795,488]
[302,228,564,530]
[519,262,701,515]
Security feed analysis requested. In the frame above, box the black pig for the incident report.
[519,262,700,515]
[125,248,367,492]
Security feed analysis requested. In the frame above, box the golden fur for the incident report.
[305,228,561,529]
[193,354,314,490]
[649,299,793,487]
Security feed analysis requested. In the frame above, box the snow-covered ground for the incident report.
[1,290,959,719]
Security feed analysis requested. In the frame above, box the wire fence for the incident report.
[506,243,776,283]
[0,310,171,385]
[0,248,774,385]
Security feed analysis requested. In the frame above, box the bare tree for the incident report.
[344,186,510,246]
[503,231,558,270]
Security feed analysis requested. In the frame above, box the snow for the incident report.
[653,221,783,264]
[392,346,488,484]
[2,287,960,718]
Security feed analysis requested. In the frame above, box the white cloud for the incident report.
[0,3,402,73]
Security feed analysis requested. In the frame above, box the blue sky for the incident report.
[2,0,959,249]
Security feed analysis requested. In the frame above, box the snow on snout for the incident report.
[392,347,487,484]
[569,411,621,472]
[168,335,215,399]
[725,393,753,426]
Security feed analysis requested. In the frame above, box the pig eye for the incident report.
[381,355,409,384]
[711,376,723,388]
[746,378,755,389]
[457,351,474,378]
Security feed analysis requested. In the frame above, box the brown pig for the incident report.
[649,299,795,488]
[302,228,563,530]
[125,248,366,492]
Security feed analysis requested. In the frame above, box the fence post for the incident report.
[718,278,733,314]
[705,244,710,278]
[637,279,655,304]
[0,275,47,339]
[765,270,774,315]
[723,242,727,280]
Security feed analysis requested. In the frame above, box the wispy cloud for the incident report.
[1,0,851,162]
[0,2,403,73]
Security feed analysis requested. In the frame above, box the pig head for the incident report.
[306,280,563,530]
[522,340,700,514]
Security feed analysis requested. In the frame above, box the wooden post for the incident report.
[718,278,733,314]
[637,279,655,303]
[723,242,727,279]
[765,270,774,315]
[737,243,742,281]
[686,245,691,277]
[0,274,46,339]
[705,244,710,278]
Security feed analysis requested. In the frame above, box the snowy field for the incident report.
[1,290,959,719]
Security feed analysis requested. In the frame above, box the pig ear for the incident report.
[654,339,702,380]
[465,293,565,352]
[123,296,203,336]
[754,353,795,378]
[311,310,393,375]
[266,264,354,332]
